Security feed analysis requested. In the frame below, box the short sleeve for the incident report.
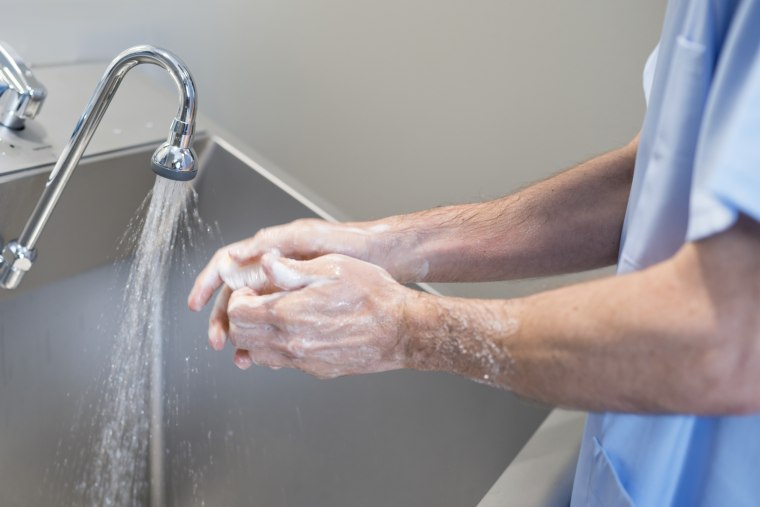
[687,4,760,241]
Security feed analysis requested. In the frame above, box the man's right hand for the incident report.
[187,218,419,313]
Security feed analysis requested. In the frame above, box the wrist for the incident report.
[398,291,520,389]
[363,216,430,283]
[397,289,436,370]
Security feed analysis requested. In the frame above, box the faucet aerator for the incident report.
[151,143,197,181]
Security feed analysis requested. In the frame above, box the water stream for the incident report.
[79,177,204,506]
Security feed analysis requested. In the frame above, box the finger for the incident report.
[229,321,280,350]
[189,268,221,311]
[228,225,300,262]
[227,288,284,349]
[227,235,267,263]
[233,349,254,370]
[190,249,277,311]
[260,253,335,291]
[208,285,232,351]
[220,262,268,292]
[227,288,285,323]
[246,348,291,370]
[188,251,227,311]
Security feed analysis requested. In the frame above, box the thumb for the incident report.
[261,252,328,291]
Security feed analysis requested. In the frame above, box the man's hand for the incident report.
[209,252,414,378]
[188,135,639,314]
[187,218,426,314]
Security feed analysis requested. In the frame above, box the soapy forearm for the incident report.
[404,263,724,412]
[406,266,709,411]
[377,139,638,283]
[405,218,760,414]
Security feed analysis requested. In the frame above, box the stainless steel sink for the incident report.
[0,61,552,506]
[0,137,549,506]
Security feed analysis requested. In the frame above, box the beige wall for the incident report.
[1,1,665,297]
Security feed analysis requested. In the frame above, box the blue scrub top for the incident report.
[571,1,760,506]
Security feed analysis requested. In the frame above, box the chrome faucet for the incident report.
[0,45,198,290]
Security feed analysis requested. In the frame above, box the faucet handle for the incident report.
[0,41,47,130]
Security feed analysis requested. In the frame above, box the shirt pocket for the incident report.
[588,437,635,507]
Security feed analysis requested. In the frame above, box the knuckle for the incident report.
[286,339,307,358]
[247,350,265,366]
[248,228,271,251]
[319,254,345,275]
[226,303,245,322]
[249,351,281,369]
[208,312,225,329]
[312,369,338,380]
[293,218,317,228]
[213,247,229,262]
[255,226,271,240]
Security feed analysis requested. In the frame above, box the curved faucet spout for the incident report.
[0,45,199,290]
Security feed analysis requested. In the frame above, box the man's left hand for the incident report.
[218,253,413,378]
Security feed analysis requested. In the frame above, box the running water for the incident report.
[79,177,203,506]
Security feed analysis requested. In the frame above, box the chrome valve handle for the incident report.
[0,41,46,130]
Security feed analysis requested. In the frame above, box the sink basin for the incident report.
[0,55,557,505]
[0,136,549,506]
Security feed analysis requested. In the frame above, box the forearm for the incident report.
[403,219,760,414]
[372,139,638,283]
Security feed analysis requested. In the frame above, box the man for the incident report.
[188,1,760,504]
